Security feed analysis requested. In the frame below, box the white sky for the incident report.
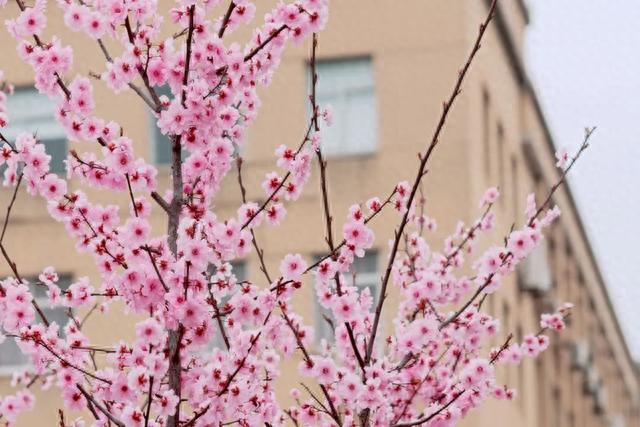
[526,1,640,360]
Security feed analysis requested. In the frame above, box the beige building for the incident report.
[0,1,638,426]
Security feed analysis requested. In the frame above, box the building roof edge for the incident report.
[517,0,530,24]
[486,0,640,388]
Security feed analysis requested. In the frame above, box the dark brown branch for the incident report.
[182,404,212,427]
[144,376,154,427]
[166,6,196,427]
[151,191,170,213]
[208,284,231,350]
[218,2,236,38]
[300,382,332,417]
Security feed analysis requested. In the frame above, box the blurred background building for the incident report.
[0,1,638,426]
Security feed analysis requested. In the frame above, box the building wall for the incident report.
[0,1,637,426]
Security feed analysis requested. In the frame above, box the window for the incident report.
[312,57,377,156]
[149,85,174,164]
[315,251,378,343]
[3,88,67,174]
[0,274,72,373]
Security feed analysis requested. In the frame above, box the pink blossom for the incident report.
[147,58,168,87]
[84,12,106,39]
[366,197,382,213]
[135,318,163,347]
[0,395,20,422]
[461,358,493,388]
[280,253,307,281]
[506,229,534,259]
[178,298,207,328]
[38,174,67,200]
[480,186,500,207]
[275,144,296,170]
[342,220,373,254]
[110,375,136,403]
[476,246,504,276]
[332,293,358,322]
[65,277,94,308]
[540,205,561,227]
[313,357,337,384]
[123,217,150,246]
[63,4,87,30]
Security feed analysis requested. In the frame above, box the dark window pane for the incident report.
[0,336,25,368]
[31,273,73,299]
[42,138,68,175]
[150,85,175,164]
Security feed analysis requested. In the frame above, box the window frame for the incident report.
[2,86,68,175]
[148,85,175,165]
[309,56,378,158]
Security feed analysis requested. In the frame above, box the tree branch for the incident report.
[166,6,196,427]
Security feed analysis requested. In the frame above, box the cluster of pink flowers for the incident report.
[0,388,34,425]
[540,302,572,331]
[0,0,579,426]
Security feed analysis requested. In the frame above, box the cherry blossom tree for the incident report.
[0,0,592,425]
